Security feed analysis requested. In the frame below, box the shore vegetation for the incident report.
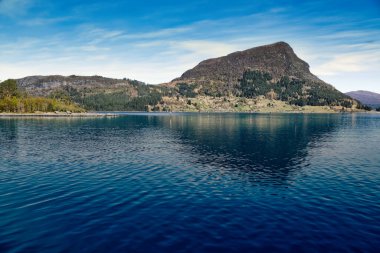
[0,80,85,113]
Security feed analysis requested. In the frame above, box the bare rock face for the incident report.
[176,42,320,83]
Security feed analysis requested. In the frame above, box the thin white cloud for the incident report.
[268,7,288,14]
[20,16,72,26]
[172,40,239,58]
[80,45,110,52]
[0,0,32,16]
[317,30,380,40]
[119,27,192,40]
[313,52,380,76]
[76,25,126,45]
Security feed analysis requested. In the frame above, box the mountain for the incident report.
[17,75,143,97]
[176,41,319,83]
[168,41,355,108]
[12,42,361,112]
[16,75,166,111]
[345,90,380,108]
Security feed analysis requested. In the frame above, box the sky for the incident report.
[0,0,379,92]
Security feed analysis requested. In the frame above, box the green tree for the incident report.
[357,103,372,111]
[240,71,272,98]
[0,79,20,99]
[177,83,197,98]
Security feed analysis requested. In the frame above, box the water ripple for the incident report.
[0,113,379,252]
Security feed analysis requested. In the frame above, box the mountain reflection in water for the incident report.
[0,113,379,253]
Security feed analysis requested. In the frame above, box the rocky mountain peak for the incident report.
[175,41,317,83]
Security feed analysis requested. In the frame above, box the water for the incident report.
[0,113,379,252]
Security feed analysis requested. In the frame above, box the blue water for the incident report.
[0,113,379,252]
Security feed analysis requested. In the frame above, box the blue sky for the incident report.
[0,0,379,92]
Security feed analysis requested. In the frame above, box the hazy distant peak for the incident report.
[345,90,380,107]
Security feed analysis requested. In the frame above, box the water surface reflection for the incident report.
[0,113,379,252]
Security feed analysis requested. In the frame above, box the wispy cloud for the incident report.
[0,0,32,16]
[119,27,192,40]
[172,40,239,58]
[0,0,379,92]
[313,51,380,76]
[317,30,380,40]
[20,16,72,26]
[77,26,125,44]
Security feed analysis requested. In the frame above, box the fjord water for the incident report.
[0,113,379,252]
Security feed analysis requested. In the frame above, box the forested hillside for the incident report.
[16,75,172,111]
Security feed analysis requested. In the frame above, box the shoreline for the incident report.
[82,110,378,114]
[1,110,377,118]
[0,112,119,118]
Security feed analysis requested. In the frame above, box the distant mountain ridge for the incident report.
[345,90,380,108]
[15,75,164,111]
[17,75,144,97]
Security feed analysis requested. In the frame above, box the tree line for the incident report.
[48,84,165,111]
[0,80,85,113]
[239,70,362,108]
